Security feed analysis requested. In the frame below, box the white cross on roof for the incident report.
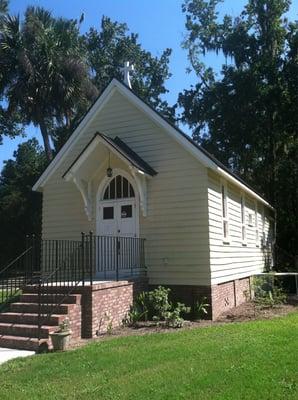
[121,61,134,89]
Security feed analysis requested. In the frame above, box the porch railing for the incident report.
[90,233,146,281]
[0,233,146,312]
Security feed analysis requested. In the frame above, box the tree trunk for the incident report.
[39,120,53,161]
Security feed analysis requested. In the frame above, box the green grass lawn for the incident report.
[0,312,297,400]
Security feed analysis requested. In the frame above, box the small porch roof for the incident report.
[62,132,156,220]
[63,132,157,180]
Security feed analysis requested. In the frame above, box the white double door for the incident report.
[96,199,138,277]
[98,199,137,237]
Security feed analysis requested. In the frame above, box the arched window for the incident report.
[103,175,135,200]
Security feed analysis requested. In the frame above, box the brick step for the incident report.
[0,335,49,351]
[0,322,58,339]
[10,302,69,314]
[20,293,81,305]
[24,285,83,295]
[0,312,64,326]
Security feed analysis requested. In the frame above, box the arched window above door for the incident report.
[103,175,135,200]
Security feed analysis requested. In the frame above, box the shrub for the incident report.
[252,276,287,308]
[123,286,190,328]
[148,286,172,320]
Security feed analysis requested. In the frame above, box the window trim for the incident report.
[221,180,230,244]
[255,201,260,247]
[261,206,266,248]
[248,213,254,227]
[240,193,247,245]
[103,174,135,200]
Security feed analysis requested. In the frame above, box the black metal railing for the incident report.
[36,239,84,340]
[91,233,146,280]
[0,236,41,311]
[0,233,146,339]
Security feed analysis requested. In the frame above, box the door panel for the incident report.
[96,200,138,277]
[100,205,118,236]
[117,201,136,237]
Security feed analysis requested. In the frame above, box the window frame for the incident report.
[221,181,230,244]
[255,201,260,247]
[103,175,135,200]
[240,193,247,245]
[261,206,266,248]
[248,213,254,227]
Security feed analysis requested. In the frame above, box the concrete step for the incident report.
[10,302,69,314]
[20,293,81,305]
[0,335,49,351]
[0,312,64,326]
[0,322,58,339]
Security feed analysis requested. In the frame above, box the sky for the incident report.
[1,0,297,169]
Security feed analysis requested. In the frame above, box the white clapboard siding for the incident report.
[42,90,211,285]
[207,170,273,284]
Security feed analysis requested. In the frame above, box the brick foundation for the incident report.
[151,277,251,320]
[64,277,250,341]
[211,277,251,319]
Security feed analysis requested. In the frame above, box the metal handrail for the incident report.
[0,246,33,276]
[0,233,146,344]
[0,236,39,311]
[37,239,84,340]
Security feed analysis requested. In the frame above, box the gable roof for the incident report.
[62,132,157,179]
[33,78,273,209]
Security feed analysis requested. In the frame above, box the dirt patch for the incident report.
[68,299,298,350]
[217,299,298,322]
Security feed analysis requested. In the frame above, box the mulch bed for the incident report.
[68,298,298,350]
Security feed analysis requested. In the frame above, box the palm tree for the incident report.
[0,0,8,16]
[0,7,98,161]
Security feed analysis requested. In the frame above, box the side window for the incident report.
[241,195,246,244]
[221,182,229,242]
[255,202,259,246]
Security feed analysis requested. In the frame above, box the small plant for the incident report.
[102,312,114,334]
[136,291,149,321]
[252,276,287,308]
[123,305,146,327]
[58,318,70,333]
[50,318,71,351]
[194,297,210,320]
[106,320,113,335]
[163,303,191,328]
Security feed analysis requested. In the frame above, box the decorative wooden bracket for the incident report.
[129,167,147,217]
[72,176,93,221]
